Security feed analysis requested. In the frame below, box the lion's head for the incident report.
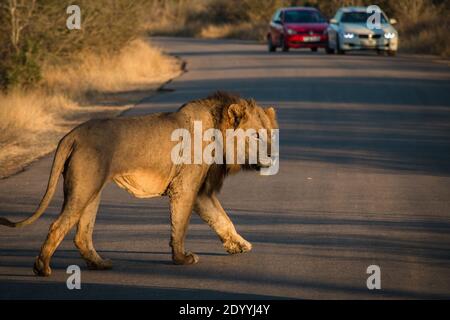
[209,92,278,171]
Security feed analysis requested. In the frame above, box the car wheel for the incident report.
[281,36,289,52]
[336,37,345,54]
[267,36,276,52]
[376,50,385,56]
[387,50,397,57]
[311,47,318,52]
[326,42,335,54]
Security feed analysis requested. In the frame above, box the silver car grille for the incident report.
[358,34,382,39]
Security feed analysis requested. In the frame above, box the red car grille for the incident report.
[297,30,321,35]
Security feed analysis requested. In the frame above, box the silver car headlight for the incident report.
[343,32,355,39]
[287,29,297,35]
[384,32,396,39]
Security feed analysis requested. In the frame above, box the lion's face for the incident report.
[225,100,278,170]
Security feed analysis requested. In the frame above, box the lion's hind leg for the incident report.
[34,155,106,277]
[74,193,112,270]
[34,198,87,277]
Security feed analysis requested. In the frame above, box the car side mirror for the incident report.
[330,18,338,25]
[274,19,283,25]
[390,18,397,25]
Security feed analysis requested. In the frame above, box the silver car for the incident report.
[326,6,398,56]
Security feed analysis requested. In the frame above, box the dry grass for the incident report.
[400,24,450,58]
[0,39,181,178]
[0,91,74,178]
[144,0,206,37]
[200,24,237,39]
[44,39,180,97]
[392,1,450,57]
[0,91,71,145]
[200,23,263,40]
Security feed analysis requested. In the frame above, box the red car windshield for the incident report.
[284,10,326,23]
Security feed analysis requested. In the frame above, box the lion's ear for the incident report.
[227,103,246,127]
[265,107,277,121]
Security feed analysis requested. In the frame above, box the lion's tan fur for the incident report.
[0,92,278,276]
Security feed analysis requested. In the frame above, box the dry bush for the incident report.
[0,40,181,178]
[144,0,207,36]
[0,91,70,145]
[0,0,154,90]
[0,90,76,178]
[200,24,235,39]
[0,2,182,177]
[389,0,450,56]
[200,23,260,40]
[44,39,180,98]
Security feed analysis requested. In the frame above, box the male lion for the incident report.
[0,92,278,277]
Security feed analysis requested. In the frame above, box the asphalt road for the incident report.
[1,37,450,299]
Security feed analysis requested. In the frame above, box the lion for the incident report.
[0,91,278,277]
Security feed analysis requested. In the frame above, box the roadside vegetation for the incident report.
[145,0,450,57]
[0,1,181,178]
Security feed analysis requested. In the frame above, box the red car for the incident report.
[267,7,329,52]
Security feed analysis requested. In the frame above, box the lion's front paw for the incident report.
[173,251,199,265]
[33,256,51,277]
[224,236,252,254]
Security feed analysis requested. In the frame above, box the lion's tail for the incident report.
[0,133,75,228]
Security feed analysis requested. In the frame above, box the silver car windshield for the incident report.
[341,12,388,24]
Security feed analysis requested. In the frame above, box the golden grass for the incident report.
[200,24,235,39]
[200,22,265,40]
[393,2,450,57]
[0,92,53,138]
[0,91,75,178]
[44,39,180,97]
[143,0,206,37]
[0,39,181,178]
